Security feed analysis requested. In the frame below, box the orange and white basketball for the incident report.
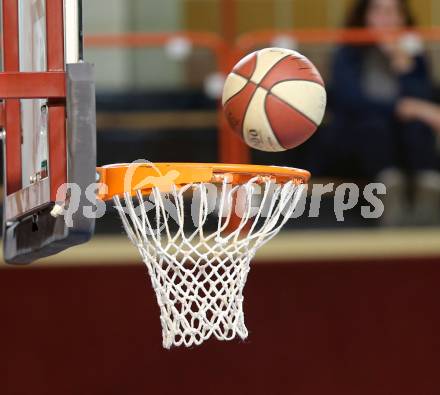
[222,48,327,152]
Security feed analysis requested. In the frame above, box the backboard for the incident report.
[1,0,96,264]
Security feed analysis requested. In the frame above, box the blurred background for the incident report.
[2,0,440,228]
[82,0,440,230]
[2,1,440,395]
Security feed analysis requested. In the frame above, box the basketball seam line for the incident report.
[233,71,250,80]
[270,78,325,88]
[268,91,319,127]
[223,73,250,107]
[235,54,292,87]
[234,66,324,94]
[233,77,324,93]
[233,57,295,82]
[263,96,286,150]
[241,54,293,144]
[249,53,291,85]
[248,52,258,80]
[223,53,258,106]
[222,54,324,107]
[240,53,261,139]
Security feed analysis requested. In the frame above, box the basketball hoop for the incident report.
[97,163,309,348]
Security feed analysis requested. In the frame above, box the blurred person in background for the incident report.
[398,97,440,133]
[316,0,440,226]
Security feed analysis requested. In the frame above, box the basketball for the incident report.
[222,47,327,152]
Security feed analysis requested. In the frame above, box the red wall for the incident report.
[1,257,440,395]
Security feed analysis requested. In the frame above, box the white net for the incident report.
[113,176,305,348]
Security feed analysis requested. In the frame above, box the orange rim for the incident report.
[97,163,310,201]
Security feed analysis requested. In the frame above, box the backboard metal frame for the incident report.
[0,0,96,264]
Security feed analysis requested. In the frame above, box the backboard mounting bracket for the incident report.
[1,0,96,264]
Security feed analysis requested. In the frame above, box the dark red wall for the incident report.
[1,257,440,395]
